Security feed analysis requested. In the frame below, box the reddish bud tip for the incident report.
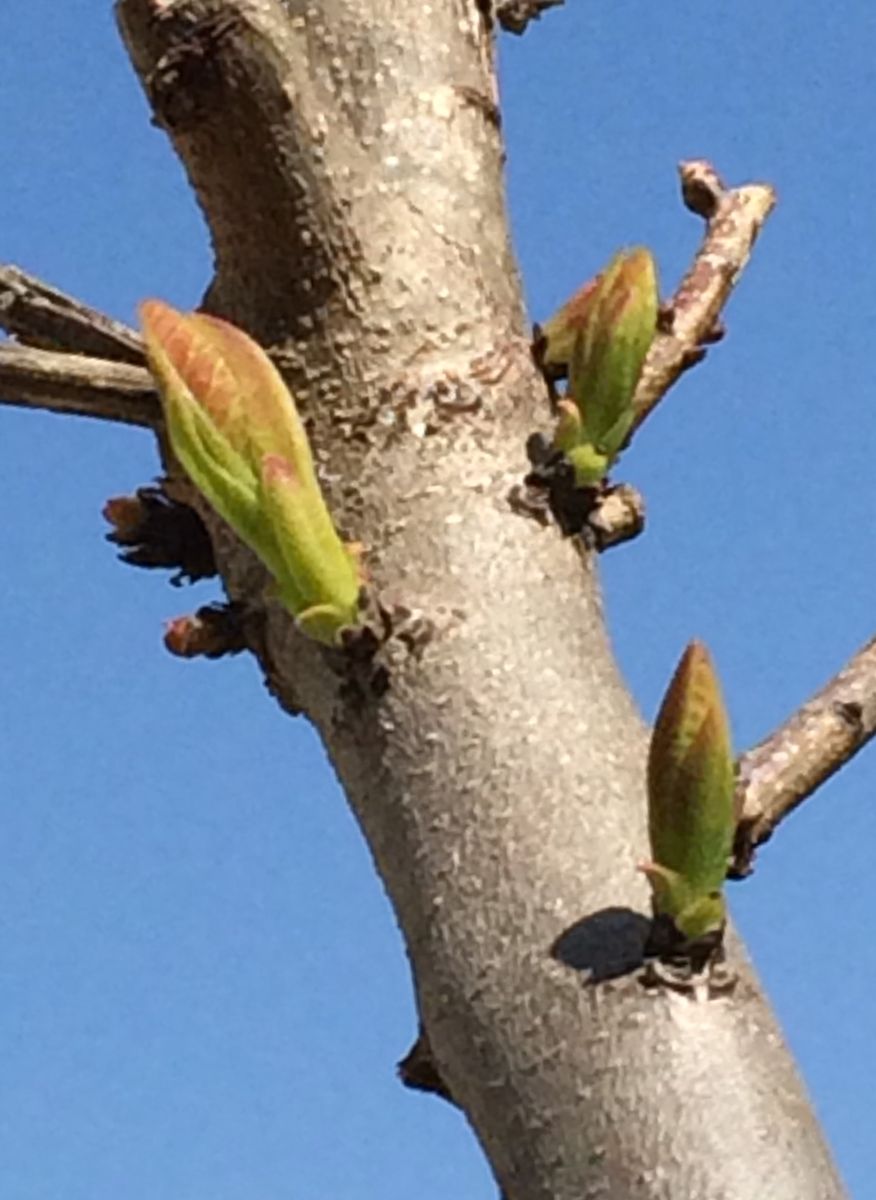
[164,604,247,660]
[102,494,146,538]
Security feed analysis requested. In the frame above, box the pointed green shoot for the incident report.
[568,247,658,459]
[644,640,737,937]
[545,249,658,487]
[139,300,361,644]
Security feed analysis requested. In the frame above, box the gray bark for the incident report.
[116,2,846,1196]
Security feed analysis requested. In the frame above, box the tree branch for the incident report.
[0,264,144,363]
[631,159,776,434]
[0,343,158,427]
[733,634,876,874]
[112,3,845,1197]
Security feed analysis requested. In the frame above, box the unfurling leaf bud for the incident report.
[569,248,657,452]
[545,248,658,487]
[139,300,362,645]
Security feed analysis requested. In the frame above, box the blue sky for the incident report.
[1,3,873,1196]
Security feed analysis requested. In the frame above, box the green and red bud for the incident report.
[643,640,737,945]
[544,248,658,487]
[140,300,362,645]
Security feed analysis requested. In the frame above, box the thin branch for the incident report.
[0,343,158,427]
[0,264,144,363]
[732,634,876,874]
[631,160,777,434]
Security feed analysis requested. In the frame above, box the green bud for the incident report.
[569,248,658,461]
[140,300,362,644]
[543,249,658,488]
[643,641,737,940]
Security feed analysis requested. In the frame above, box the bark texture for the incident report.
[116,2,846,1196]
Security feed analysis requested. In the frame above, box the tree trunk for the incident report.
[116,2,846,1196]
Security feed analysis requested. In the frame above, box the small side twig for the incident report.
[0,264,144,363]
[732,635,876,875]
[0,343,159,427]
[397,1027,455,1105]
[631,160,777,434]
[495,0,564,35]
